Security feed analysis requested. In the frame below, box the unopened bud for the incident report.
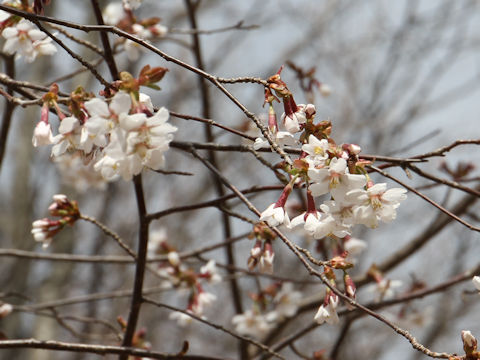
[328,253,353,270]
[462,330,477,354]
[343,273,356,300]
[0,303,13,318]
[167,251,180,267]
[304,103,316,119]
[342,143,361,155]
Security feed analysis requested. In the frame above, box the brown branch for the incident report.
[0,338,225,359]
[169,110,257,141]
[406,163,480,197]
[170,20,259,35]
[121,174,150,354]
[89,0,119,80]
[147,184,283,221]
[183,3,247,357]
[412,139,480,159]
[369,165,480,232]
[31,19,112,89]
[49,23,104,56]
[143,297,285,360]
[0,54,15,174]
[0,233,249,264]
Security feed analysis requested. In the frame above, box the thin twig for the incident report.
[143,296,285,360]
[369,165,480,232]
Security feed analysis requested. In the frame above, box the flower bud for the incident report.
[462,330,477,354]
[167,251,180,267]
[0,303,13,318]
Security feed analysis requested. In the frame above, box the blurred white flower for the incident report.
[232,310,273,339]
[273,283,302,318]
[169,311,193,327]
[200,260,222,284]
[103,2,124,25]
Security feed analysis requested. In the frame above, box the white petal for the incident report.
[110,92,132,115]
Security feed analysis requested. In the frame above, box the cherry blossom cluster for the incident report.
[258,68,407,236]
[254,68,408,325]
[103,0,167,61]
[147,229,222,326]
[32,67,177,182]
[232,282,302,339]
[31,194,79,248]
[0,1,56,62]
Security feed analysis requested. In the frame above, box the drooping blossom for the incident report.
[32,121,54,147]
[314,294,339,325]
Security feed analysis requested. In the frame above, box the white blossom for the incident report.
[308,157,366,200]
[344,237,367,256]
[259,203,290,227]
[147,228,168,256]
[169,311,194,327]
[2,19,56,62]
[302,135,329,166]
[232,310,273,339]
[311,213,350,239]
[259,250,274,274]
[103,2,124,25]
[273,283,302,318]
[314,296,339,325]
[200,260,222,284]
[369,279,403,301]
[32,121,54,147]
[253,131,296,150]
[289,211,322,237]
[167,251,180,267]
[54,152,107,192]
[192,291,216,315]
[51,116,82,157]
[346,183,407,228]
